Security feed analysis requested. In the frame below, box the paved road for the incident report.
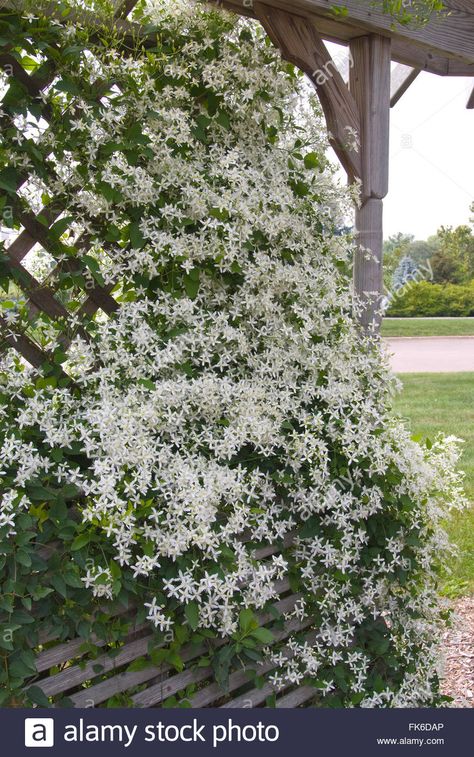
[384,337,474,373]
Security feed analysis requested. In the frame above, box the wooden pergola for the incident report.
[218,0,474,327]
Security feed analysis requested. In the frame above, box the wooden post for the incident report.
[349,35,391,330]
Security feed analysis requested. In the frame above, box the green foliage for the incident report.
[382,317,474,338]
[379,0,445,26]
[387,280,474,317]
[332,1,445,27]
[393,373,474,596]
[0,0,301,708]
[383,233,439,290]
[431,225,474,285]
[0,0,463,712]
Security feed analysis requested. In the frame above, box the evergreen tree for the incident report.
[392,255,419,290]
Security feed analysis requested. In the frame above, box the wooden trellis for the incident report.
[0,0,472,708]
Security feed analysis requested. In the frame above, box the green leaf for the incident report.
[184,271,200,300]
[31,586,54,600]
[0,167,19,193]
[50,574,68,598]
[96,180,121,203]
[216,109,231,130]
[16,549,32,567]
[11,609,34,625]
[184,601,200,631]
[239,608,258,634]
[304,152,320,170]
[127,657,148,672]
[130,222,145,249]
[105,224,121,242]
[291,180,310,197]
[27,685,50,707]
[0,596,14,613]
[9,658,36,679]
[300,516,321,539]
[109,560,121,579]
[71,533,90,551]
[26,484,55,502]
[167,651,184,672]
[250,627,274,644]
[54,78,81,95]
[49,216,74,238]
[150,648,168,666]
[138,378,156,391]
[125,123,150,145]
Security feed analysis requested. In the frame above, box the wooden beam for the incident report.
[113,0,140,18]
[390,64,421,108]
[349,35,392,329]
[223,0,474,64]
[219,0,474,76]
[350,35,391,201]
[0,0,474,76]
[468,85,474,109]
[253,3,361,181]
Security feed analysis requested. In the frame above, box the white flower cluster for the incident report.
[0,0,467,705]
[81,565,114,600]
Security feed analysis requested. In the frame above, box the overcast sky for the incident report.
[326,44,474,242]
[386,72,473,240]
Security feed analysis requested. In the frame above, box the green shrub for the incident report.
[387,280,474,317]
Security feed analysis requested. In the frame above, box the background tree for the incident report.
[392,255,419,290]
[431,225,474,285]
[383,233,439,289]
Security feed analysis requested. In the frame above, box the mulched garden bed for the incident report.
[441,597,474,707]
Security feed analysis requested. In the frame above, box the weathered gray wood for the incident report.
[31,581,295,702]
[132,598,308,708]
[220,679,280,708]
[32,634,157,697]
[467,85,474,109]
[36,620,148,673]
[275,685,316,707]
[349,35,391,328]
[252,530,295,560]
[0,316,50,367]
[350,35,391,200]
[353,198,385,330]
[189,621,317,708]
[36,638,108,674]
[254,3,362,182]
[71,639,208,708]
[128,591,297,707]
[4,0,474,76]
[190,667,263,709]
[113,0,140,18]
[390,64,421,108]
[6,256,69,320]
[222,0,474,71]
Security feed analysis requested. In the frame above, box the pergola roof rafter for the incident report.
[220,0,474,76]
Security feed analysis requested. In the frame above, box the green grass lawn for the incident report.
[382,317,474,338]
[393,373,474,597]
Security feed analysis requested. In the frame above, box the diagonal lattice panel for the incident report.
[0,0,142,369]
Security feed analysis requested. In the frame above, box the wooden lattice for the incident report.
[0,4,125,373]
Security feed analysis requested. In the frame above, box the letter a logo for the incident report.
[24,718,54,748]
